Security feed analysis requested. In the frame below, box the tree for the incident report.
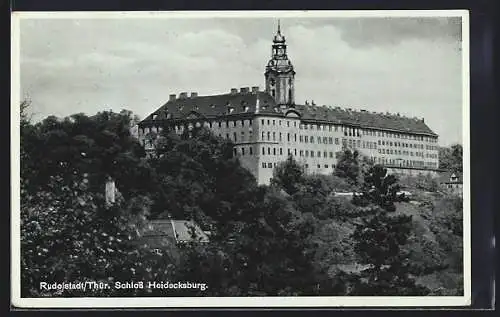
[19,107,179,297]
[270,154,306,195]
[439,144,463,173]
[334,149,361,186]
[348,165,430,295]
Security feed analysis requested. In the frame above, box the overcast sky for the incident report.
[18,14,464,146]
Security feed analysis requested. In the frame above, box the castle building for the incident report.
[137,22,440,185]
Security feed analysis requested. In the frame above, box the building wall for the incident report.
[138,113,440,185]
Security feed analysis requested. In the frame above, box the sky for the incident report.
[17,13,464,146]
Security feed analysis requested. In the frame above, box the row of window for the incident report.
[377,140,432,150]
[295,123,437,143]
[261,161,337,170]
[376,157,438,169]
[261,119,298,128]
[222,131,253,143]
[142,120,437,144]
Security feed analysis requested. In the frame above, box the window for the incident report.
[311,151,314,157]
[329,152,333,158]
[300,150,303,156]
[317,151,321,157]
[294,134,297,142]
[233,132,237,142]
[310,136,314,144]
[317,137,321,144]
[249,147,253,155]
[323,137,328,144]
[317,164,321,168]
[305,136,308,143]
[268,163,273,168]
[262,162,266,168]
[287,121,290,127]
[305,164,309,168]
[305,150,309,157]
[262,132,265,140]
[335,138,339,145]
[325,164,329,168]
[279,133,282,141]
[323,151,327,158]
[288,149,291,155]
[249,119,253,125]
[273,132,276,141]
[335,126,338,132]
[287,133,290,142]
[268,147,271,155]
[262,147,265,155]
[273,148,276,155]
[300,135,303,142]
[267,119,270,125]
[219,121,222,128]
[267,132,270,141]
[242,148,245,155]
[329,137,333,144]
[280,148,283,155]
[261,119,264,125]
[226,133,229,139]
[241,131,245,141]
[273,120,275,126]
[294,149,297,156]
[233,121,237,127]
[233,148,237,156]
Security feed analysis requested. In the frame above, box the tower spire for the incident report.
[266,21,295,105]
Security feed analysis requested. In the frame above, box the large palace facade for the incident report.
[137,23,440,185]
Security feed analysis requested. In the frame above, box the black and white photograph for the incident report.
[11,10,470,308]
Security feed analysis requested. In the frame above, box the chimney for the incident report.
[311,100,316,106]
[105,176,116,207]
[240,87,249,94]
[190,92,198,98]
[169,94,176,101]
[230,88,238,95]
[179,92,188,99]
[251,86,259,93]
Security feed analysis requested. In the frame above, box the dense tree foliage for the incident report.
[439,144,463,173]
[334,149,361,186]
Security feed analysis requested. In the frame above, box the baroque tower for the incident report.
[265,20,296,106]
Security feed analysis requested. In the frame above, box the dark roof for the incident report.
[141,91,437,136]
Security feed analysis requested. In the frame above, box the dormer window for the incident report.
[166,113,172,119]
[244,106,249,112]
[228,107,234,114]
[152,114,158,120]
